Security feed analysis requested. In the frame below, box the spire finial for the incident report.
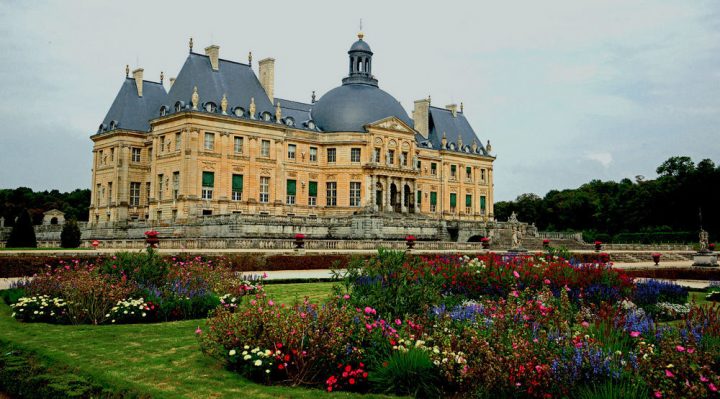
[125,65,129,78]
[358,18,364,39]
[460,102,464,113]
[160,71,164,83]
[311,90,316,103]
[248,51,252,66]
[189,37,193,53]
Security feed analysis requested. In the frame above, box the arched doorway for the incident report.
[375,182,383,209]
[50,217,58,225]
[403,184,412,211]
[390,183,399,212]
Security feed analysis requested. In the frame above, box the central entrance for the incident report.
[390,183,400,213]
[375,182,383,209]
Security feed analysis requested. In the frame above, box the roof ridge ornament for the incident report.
[441,132,447,148]
[125,65,129,78]
[189,37,193,53]
[191,86,199,110]
[249,97,256,119]
[221,94,228,115]
[248,51,252,66]
[486,140,492,154]
[160,71,164,84]
[311,90,316,103]
[460,102,464,113]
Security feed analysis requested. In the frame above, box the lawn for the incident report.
[0,282,391,399]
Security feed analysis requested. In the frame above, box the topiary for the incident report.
[60,218,82,248]
[6,210,37,248]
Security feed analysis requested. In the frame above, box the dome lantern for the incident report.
[343,33,377,86]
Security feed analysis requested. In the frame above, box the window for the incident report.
[417,190,422,206]
[232,174,243,201]
[374,148,381,163]
[259,176,270,203]
[172,172,180,200]
[131,148,141,163]
[157,174,164,200]
[350,182,361,207]
[387,150,395,165]
[175,132,181,151]
[480,195,487,214]
[430,191,437,212]
[95,184,101,205]
[351,148,361,163]
[108,182,113,203]
[204,132,215,151]
[450,165,457,179]
[466,194,472,214]
[450,193,457,212]
[286,179,296,205]
[326,182,337,206]
[308,181,317,206]
[416,159,421,170]
[110,148,115,162]
[481,169,486,182]
[234,136,243,154]
[309,147,318,162]
[431,162,437,175]
[288,144,296,160]
[401,152,408,166]
[145,182,151,204]
[130,182,141,206]
[261,140,270,157]
[327,148,336,163]
[201,171,214,200]
[160,136,165,152]
[205,102,217,113]
[466,166,472,180]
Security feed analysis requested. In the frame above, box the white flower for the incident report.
[229,350,237,356]
[243,355,252,360]
[254,360,262,366]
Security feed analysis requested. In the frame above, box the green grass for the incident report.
[0,282,391,398]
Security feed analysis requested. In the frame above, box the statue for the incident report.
[511,226,519,249]
[220,94,228,114]
[249,97,256,119]
[700,229,710,253]
[191,86,199,110]
[508,211,519,224]
[275,102,282,123]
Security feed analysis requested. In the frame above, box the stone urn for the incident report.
[294,233,305,249]
[481,237,490,249]
[406,235,416,250]
[594,241,602,252]
[144,230,160,248]
[542,239,550,249]
[652,253,661,266]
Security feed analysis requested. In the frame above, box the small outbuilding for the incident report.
[42,209,66,225]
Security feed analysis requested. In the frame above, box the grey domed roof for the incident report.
[349,39,372,53]
[311,84,412,132]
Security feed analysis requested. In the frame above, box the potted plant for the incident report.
[542,239,550,249]
[481,237,490,249]
[144,230,160,248]
[294,233,305,249]
[651,252,661,266]
[710,243,716,252]
[406,235,416,250]
[91,240,100,249]
[594,240,602,251]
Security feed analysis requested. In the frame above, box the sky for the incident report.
[0,0,718,201]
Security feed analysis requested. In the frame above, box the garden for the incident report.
[3,249,720,398]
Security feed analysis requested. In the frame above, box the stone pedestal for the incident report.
[693,252,718,267]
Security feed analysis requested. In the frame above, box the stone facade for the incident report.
[88,34,496,235]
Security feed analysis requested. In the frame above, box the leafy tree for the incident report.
[6,209,37,248]
[60,218,82,248]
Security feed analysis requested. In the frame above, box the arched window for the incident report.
[204,102,217,113]
[174,101,183,112]
[284,117,295,127]
[233,107,245,117]
[159,106,167,117]
[261,111,272,121]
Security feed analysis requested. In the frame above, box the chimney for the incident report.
[205,45,220,71]
[445,104,457,117]
[169,77,176,88]
[412,98,430,139]
[259,57,275,103]
[132,68,144,97]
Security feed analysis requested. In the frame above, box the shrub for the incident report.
[369,349,442,398]
[6,209,37,248]
[10,295,69,323]
[59,219,81,248]
[99,249,168,287]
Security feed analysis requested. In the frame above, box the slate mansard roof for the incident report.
[99,78,167,133]
[95,39,489,156]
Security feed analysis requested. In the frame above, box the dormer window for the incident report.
[233,107,245,117]
[306,120,316,130]
[284,117,295,127]
[159,106,167,117]
[204,102,217,113]
[449,143,456,150]
[109,120,118,130]
[261,111,272,122]
[174,101,184,113]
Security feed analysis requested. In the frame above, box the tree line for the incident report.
[0,187,90,227]
[495,156,719,243]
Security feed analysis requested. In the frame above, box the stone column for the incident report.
[385,176,391,212]
[400,178,407,213]
[370,175,377,212]
[413,180,419,214]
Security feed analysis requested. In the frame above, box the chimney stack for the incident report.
[132,68,144,97]
[413,98,430,139]
[205,45,220,71]
[445,104,457,117]
[259,58,275,103]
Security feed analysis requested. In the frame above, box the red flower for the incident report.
[294,233,305,239]
[349,378,356,385]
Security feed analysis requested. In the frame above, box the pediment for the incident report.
[366,117,415,134]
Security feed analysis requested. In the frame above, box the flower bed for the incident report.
[200,250,720,398]
[9,248,264,325]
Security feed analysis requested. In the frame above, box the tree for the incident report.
[656,156,695,178]
[60,218,82,248]
[6,209,37,248]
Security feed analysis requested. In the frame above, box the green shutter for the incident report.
[480,195,487,210]
[232,174,243,191]
[431,163,437,171]
[202,171,214,187]
[466,194,472,207]
[450,193,457,207]
[417,190,421,204]
[466,166,472,176]
[451,165,456,173]
[430,192,437,205]
[287,179,296,196]
[308,181,318,197]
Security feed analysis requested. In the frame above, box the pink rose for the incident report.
[395,319,402,326]
[581,321,589,328]
[654,391,662,398]
[543,279,551,285]
[665,369,674,378]
[343,294,351,300]
[676,345,685,352]
[701,376,709,383]
[710,383,718,392]
[513,271,520,278]
[630,331,641,338]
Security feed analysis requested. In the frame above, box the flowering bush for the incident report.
[10,295,68,323]
[107,298,157,324]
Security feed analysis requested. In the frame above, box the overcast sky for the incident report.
[0,0,718,201]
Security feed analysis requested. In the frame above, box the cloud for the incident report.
[585,152,613,168]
